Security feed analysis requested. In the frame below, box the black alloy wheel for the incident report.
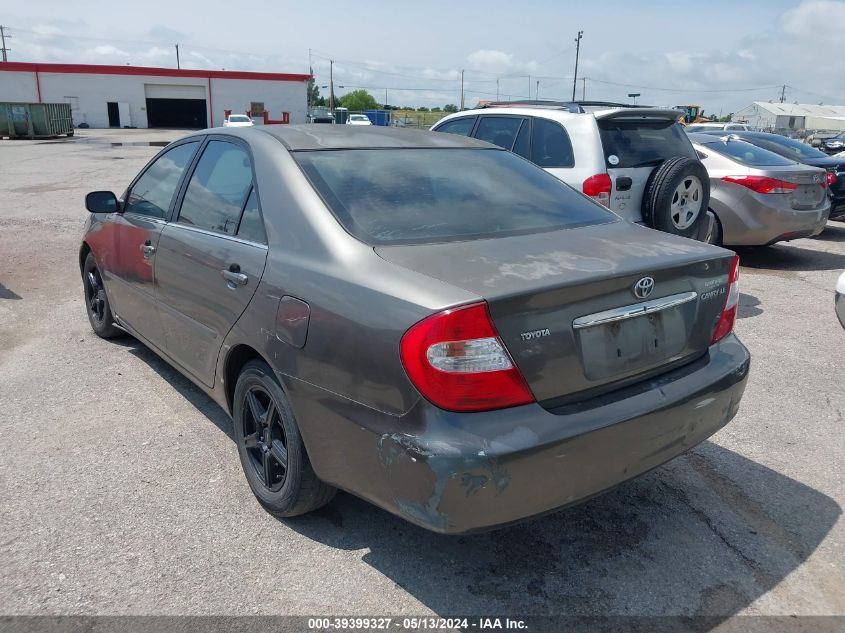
[241,384,289,492]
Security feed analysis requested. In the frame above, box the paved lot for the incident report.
[1,129,844,618]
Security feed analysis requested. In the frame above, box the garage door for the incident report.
[144,84,207,129]
[144,84,206,100]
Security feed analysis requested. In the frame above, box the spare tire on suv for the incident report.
[641,157,710,239]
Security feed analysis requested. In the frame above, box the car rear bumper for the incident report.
[721,198,830,246]
[286,334,750,534]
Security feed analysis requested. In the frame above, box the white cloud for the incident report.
[91,45,129,57]
[781,0,845,41]
[466,49,538,75]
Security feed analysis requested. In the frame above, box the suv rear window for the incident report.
[598,119,696,168]
[701,139,796,167]
[294,148,613,245]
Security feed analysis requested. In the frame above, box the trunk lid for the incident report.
[755,164,828,209]
[377,220,735,406]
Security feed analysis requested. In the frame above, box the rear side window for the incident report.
[178,141,254,235]
[702,140,797,167]
[756,136,828,160]
[530,118,574,168]
[294,148,613,245]
[598,119,696,168]
[434,117,476,136]
[237,188,266,244]
[125,142,199,219]
[474,116,523,150]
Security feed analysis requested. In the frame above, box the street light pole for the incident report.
[571,30,583,101]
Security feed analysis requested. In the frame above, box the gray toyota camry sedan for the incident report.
[80,126,750,533]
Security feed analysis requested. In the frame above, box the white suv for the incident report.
[431,101,713,240]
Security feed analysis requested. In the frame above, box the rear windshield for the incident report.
[229,115,249,122]
[757,136,828,160]
[294,148,614,245]
[701,139,797,167]
[598,119,696,168]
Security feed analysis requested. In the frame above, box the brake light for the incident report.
[722,175,797,194]
[400,302,535,412]
[711,255,740,344]
[827,171,836,187]
[583,173,612,207]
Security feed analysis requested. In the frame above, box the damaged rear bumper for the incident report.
[285,334,750,534]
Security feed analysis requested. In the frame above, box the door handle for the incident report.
[221,266,248,288]
[140,240,156,259]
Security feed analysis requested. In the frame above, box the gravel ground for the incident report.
[0,129,843,619]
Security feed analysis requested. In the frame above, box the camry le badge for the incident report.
[633,277,655,299]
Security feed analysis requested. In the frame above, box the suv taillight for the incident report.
[722,175,797,194]
[400,302,535,412]
[583,173,612,207]
[827,171,836,187]
[711,256,740,344]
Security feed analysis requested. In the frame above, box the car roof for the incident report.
[687,132,751,145]
[436,105,682,123]
[255,124,494,150]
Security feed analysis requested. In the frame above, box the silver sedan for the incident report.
[689,133,830,246]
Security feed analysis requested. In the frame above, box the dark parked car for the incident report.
[694,130,845,220]
[821,131,845,155]
[80,126,750,534]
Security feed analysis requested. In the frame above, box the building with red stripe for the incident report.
[0,62,310,129]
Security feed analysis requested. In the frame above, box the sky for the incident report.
[2,0,843,114]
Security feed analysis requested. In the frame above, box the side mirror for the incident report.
[85,191,119,214]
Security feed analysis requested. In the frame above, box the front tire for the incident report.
[82,252,122,339]
[233,360,336,517]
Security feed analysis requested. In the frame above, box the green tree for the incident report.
[307,69,321,108]
[443,104,458,113]
[417,106,430,112]
[338,90,379,111]
[431,106,442,112]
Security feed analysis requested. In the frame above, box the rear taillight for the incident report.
[722,175,797,194]
[827,171,836,187]
[583,173,612,207]
[711,255,740,345]
[400,302,535,412]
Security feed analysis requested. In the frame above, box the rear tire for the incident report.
[82,252,122,339]
[233,359,336,517]
[642,157,710,239]
[704,210,723,246]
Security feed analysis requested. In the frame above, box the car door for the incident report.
[154,137,268,387]
[103,140,200,348]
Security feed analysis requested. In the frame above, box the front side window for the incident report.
[474,116,524,150]
[434,117,476,136]
[124,142,199,219]
[530,118,575,168]
[177,141,254,235]
[294,148,614,245]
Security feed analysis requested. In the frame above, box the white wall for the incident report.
[0,69,307,128]
[210,78,307,126]
[0,71,38,101]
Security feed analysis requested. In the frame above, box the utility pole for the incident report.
[384,88,388,108]
[779,84,787,103]
[460,69,465,110]
[175,44,180,69]
[572,30,583,101]
[0,26,11,62]
[329,59,335,113]
[307,49,312,113]
[528,75,531,99]
[536,80,540,100]
[496,78,499,101]
[581,77,586,100]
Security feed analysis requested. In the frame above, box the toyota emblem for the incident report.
[633,277,655,299]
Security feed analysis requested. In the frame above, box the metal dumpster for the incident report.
[0,102,74,139]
